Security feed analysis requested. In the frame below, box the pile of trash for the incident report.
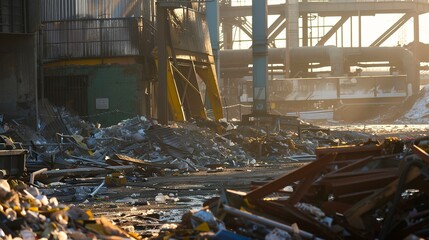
[0,106,364,182]
[159,136,429,239]
[0,179,140,239]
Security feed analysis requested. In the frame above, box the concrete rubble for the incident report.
[0,108,428,239]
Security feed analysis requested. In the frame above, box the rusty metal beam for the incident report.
[316,144,382,162]
[344,165,421,230]
[323,155,373,177]
[246,153,337,199]
[322,167,396,180]
[288,175,318,205]
[324,171,397,196]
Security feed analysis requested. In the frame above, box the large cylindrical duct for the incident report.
[220,46,418,95]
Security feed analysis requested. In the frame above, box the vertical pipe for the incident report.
[302,0,308,47]
[413,13,420,96]
[286,0,299,78]
[40,28,44,100]
[413,13,420,54]
[252,0,268,114]
[287,0,299,48]
[350,16,353,47]
[156,4,168,124]
[302,13,308,47]
[206,0,221,89]
[358,11,361,48]
[34,32,40,131]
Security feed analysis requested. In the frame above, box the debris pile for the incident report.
[160,136,429,239]
[0,179,140,239]
[0,107,357,182]
[396,85,429,123]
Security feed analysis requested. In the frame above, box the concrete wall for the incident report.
[45,64,147,126]
[0,35,37,121]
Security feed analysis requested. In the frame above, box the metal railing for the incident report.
[43,17,155,60]
[268,75,408,101]
[228,0,429,4]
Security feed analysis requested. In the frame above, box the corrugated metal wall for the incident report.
[41,0,156,60]
[0,0,26,33]
[44,18,145,59]
[41,0,152,21]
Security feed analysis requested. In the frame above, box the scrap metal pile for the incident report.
[160,136,429,239]
[0,107,346,182]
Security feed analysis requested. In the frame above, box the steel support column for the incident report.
[207,0,221,89]
[252,0,268,114]
[413,13,420,55]
[302,0,308,47]
[156,5,168,124]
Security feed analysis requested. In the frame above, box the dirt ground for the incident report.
[80,163,306,238]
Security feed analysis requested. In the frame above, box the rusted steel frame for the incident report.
[334,189,377,204]
[321,169,397,184]
[323,155,373,177]
[324,173,397,196]
[288,174,319,205]
[246,153,337,199]
[250,200,340,240]
[316,144,381,155]
[221,204,322,240]
[316,144,382,161]
[321,201,353,215]
[322,167,397,180]
[412,144,429,164]
[344,165,422,230]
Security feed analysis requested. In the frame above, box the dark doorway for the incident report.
[44,75,89,117]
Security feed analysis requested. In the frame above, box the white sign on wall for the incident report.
[96,98,109,110]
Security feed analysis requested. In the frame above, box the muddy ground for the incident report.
[78,163,306,238]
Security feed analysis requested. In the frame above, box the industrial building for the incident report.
[0,0,428,125]
[0,0,40,125]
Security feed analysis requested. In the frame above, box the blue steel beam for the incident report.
[252,0,268,114]
[206,0,220,88]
